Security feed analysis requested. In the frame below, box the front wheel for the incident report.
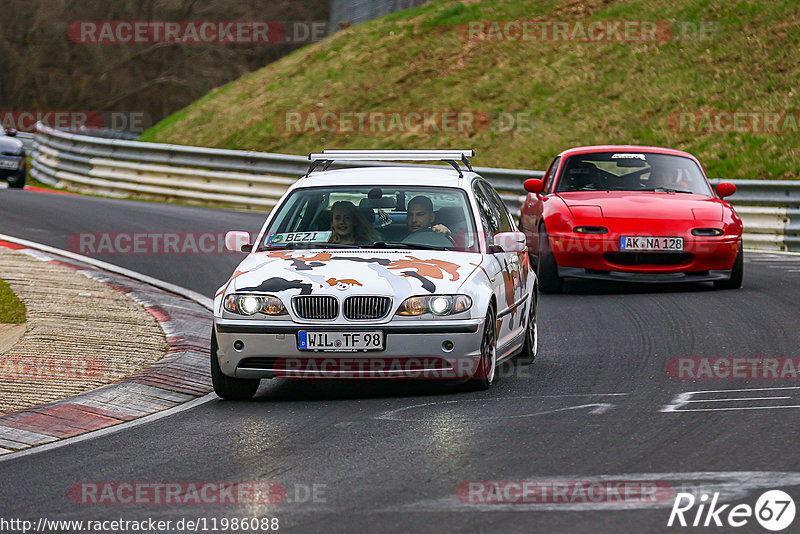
[714,243,743,289]
[211,331,260,400]
[517,292,538,364]
[7,168,25,189]
[464,307,497,391]
[537,228,563,293]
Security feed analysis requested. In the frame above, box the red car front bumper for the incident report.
[550,234,740,273]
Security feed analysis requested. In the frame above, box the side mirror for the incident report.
[523,178,544,195]
[715,182,736,199]
[4,128,17,137]
[492,231,527,253]
[225,231,252,253]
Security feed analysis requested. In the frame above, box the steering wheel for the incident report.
[414,227,455,246]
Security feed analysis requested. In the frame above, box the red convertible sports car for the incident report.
[519,145,743,293]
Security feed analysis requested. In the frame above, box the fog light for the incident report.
[233,340,244,351]
[442,340,454,352]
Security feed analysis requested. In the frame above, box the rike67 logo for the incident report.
[668,490,796,531]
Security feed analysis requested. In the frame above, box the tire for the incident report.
[211,331,260,400]
[537,227,563,293]
[714,242,744,289]
[517,291,538,364]
[7,168,25,189]
[464,306,497,391]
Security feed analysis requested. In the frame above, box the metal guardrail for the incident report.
[30,123,799,251]
[17,132,35,152]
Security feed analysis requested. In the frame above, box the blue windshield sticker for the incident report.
[267,231,331,246]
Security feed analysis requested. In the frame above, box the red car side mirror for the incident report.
[524,178,544,195]
[715,182,736,199]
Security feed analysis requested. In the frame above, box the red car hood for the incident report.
[557,191,723,221]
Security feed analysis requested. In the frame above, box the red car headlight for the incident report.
[691,228,724,236]
[573,226,608,234]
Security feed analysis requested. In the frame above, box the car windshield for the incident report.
[554,152,713,195]
[257,185,480,252]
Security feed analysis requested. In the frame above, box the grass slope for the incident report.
[141,0,800,179]
[0,277,26,324]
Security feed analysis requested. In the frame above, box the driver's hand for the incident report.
[432,224,451,235]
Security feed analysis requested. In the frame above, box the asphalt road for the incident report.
[1,188,800,533]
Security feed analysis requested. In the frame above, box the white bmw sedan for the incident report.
[212,150,538,399]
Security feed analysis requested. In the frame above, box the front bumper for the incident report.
[557,266,732,284]
[550,234,741,274]
[213,319,484,379]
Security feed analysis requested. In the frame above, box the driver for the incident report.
[649,165,688,190]
[402,196,452,246]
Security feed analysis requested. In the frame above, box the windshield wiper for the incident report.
[638,187,693,194]
[369,241,449,250]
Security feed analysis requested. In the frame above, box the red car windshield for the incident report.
[554,152,713,195]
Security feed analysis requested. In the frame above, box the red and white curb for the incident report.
[0,235,213,455]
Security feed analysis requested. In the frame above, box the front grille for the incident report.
[292,296,338,320]
[343,296,392,320]
[604,252,693,266]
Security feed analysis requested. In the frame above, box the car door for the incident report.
[473,181,524,355]
[522,156,560,256]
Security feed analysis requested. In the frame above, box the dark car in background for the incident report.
[0,129,26,188]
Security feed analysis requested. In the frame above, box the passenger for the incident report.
[402,196,452,246]
[329,201,379,245]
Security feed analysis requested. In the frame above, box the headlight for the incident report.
[396,295,472,316]
[573,226,608,234]
[223,294,287,316]
[691,228,724,236]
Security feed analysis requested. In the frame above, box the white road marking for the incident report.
[668,405,800,412]
[375,394,627,421]
[662,386,800,413]
[684,396,792,403]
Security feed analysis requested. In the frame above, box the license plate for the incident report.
[620,236,684,251]
[298,331,384,352]
[0,159,18,169]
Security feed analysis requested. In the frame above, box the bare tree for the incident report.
[0,0,330,131]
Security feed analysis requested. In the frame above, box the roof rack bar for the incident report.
[305,149,475,176]
[309,149,474,162]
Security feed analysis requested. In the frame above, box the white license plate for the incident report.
[620,236,684,251]
[0,159,18,169]
[298,331,384,352]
